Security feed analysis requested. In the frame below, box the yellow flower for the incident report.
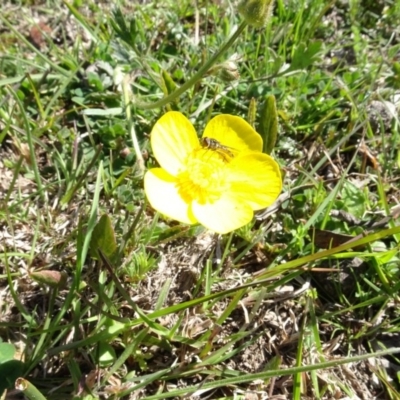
[144,111,282,234]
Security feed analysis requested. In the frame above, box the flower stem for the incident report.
[123,76,145,174]
[134,21,248,110]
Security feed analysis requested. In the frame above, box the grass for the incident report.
[1,0,400,399]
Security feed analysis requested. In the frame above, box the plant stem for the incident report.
[15,378,47,400]
[123,77,145,174]
[134,21,248,110]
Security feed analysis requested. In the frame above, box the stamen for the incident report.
[175,150,230,205]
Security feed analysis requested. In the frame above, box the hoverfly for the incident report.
[200,137,235,159]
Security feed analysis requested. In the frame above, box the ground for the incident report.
[1,0,400,399]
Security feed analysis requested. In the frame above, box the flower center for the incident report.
[175,149,230,204]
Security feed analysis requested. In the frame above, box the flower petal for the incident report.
[144,168,197,225]
[151,112,200,176]
[202,114,262,153]
[192,195,253,234]
[227,153,282,210]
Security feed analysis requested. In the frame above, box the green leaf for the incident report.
[290,41,323,70]
[0,360,24,392]
[0,343,15,362]
[392,61,400,75]
[161,70,177,96]
[97,342,117,367]
[259,94,278,154]
[110,7,137,48]
[160,70,178,111]
[89,214,117,261]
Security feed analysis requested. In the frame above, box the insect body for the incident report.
[200,137,234,159]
